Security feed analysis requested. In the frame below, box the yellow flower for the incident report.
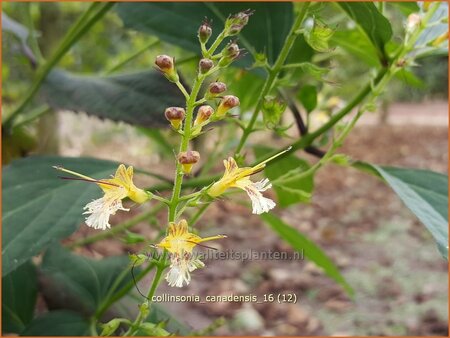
[53,164,149,230]
[156,219,226,287]
[207,147,291,214]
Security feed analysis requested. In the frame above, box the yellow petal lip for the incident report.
[156,219,226,254]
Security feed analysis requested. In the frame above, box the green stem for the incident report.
[2,2,114,130]
[234,2,311,154]
[206,31,226,57]
[67,204,164,248]
[23,3,44,63]
[169,74,206,222]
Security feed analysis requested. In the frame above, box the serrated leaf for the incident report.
[254,146,314,207]
[261,213,353,296]
[2,261,38,334]
[2,156,121,276]
[41,69,185,128]
[116,2,293,65]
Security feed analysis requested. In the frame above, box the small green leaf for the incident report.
[41,69,185,128]
[304,20,334,52]
[40,245,132,315]
[21,310,90,336]
[260,213,353,296]
[262,96,287,128]
[2,261,38,334]
[298,85,318,113]
[254,147,314,207]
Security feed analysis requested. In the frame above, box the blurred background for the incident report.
[2,2,448,336]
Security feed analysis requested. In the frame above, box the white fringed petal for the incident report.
[83,197,128,230]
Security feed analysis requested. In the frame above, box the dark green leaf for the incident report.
[20,310,90,336]
[297,85,317,113]
[261,213,353,296]
[41,69,185,128]
[331,29,381,67]
[373,165,448,259]
[254,147,314,207]
[338,2,392,59]
[2,261,38,334]
[40,245,132,315]
[116,2,293,65]
[2,156,120,276]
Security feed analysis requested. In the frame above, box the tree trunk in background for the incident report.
[37,2,61,154]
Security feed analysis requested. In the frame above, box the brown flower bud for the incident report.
[224,9,254,36]
[198,22,212,44]
[155,55,179,82]
[216,95,240,117]
[218,42,241,67]
[209,82,227,95]
[164,107,185,130]
[177,150,200,174]
[194,105,214,126]
[199,58,214,74]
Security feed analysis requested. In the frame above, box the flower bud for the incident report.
[100,319,122,337]
[406,13,421,33]
[216,95,240,117]
[155,55,179,82]
[178,150,200,175]
[224,9,254,36]
[205,82,227,99]
[199,58,214,74]
[198,22,212,44]
[194,105,214,126]
[218,42,240,67]
[164,107,185,130]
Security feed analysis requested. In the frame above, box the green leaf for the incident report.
[2,155,120,276]
[116,2,293,64]
[338,2,392,60]
[304,20,334,52]
[395,68,425,88]
[260,213,353,296]
[40,245,132,315]
[2,261,38,334]
[331,29,381,67]
[21,310,90,336]
[41,69,185,128]
[297,85,317,113]
[390,2,420,16]
[373,165,448,259]
[254,147,314,207]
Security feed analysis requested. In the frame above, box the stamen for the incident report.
[58,176,120,187]
[184,240,219,250]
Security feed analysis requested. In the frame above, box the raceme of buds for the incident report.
[194,105,214,126]
[406,13,421,34]
[165,107,185,130]
[216,95,240,117]
[218,42,240,67]
[178,150,200,175]
[198,21,212,44]
[199,58,214,74]
[155,55,179,82]
[205,82,227,99]
[224,9,254,36]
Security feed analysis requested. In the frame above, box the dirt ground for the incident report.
[62,101,448,336]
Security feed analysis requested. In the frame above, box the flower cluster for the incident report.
[53,9,286,288]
